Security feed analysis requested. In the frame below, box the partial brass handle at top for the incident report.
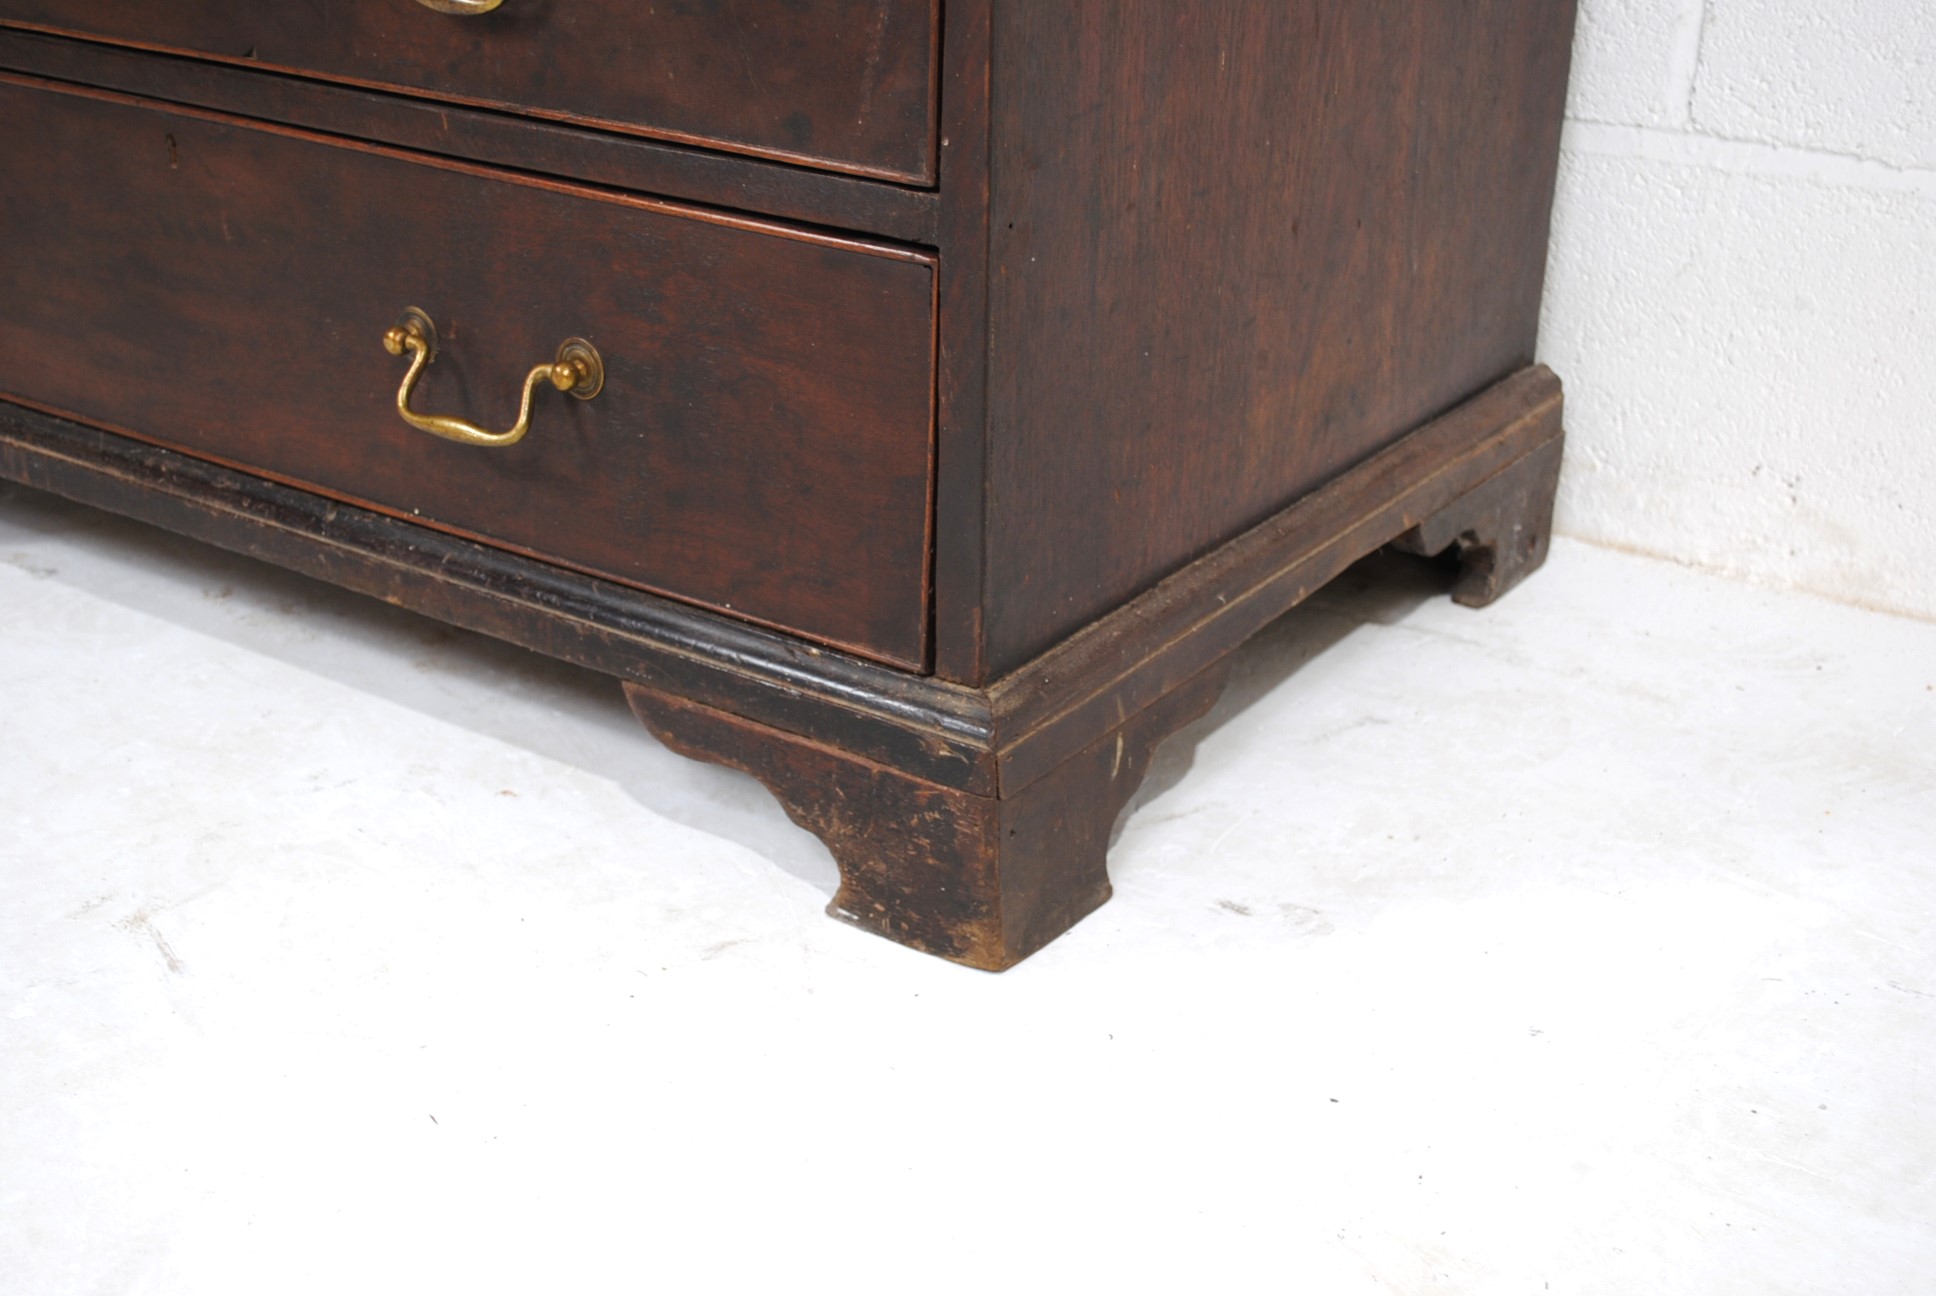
[412,0,505,14]
[381,308,603,448]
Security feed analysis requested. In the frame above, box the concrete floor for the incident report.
[2,480,1932,1295]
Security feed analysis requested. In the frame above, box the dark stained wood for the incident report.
[928,0,993,683]
[974,0,1578,676]
[626,662,1229,970]
[0,28,938,244]
[0,363,1562,806]
[1,359,1565,968]
[0,0,938,183]
[0,401,997,792]
[988,367,1564,798]
[0,4,1579,968]
[0,74,936,667]
[1393,435,1565,608]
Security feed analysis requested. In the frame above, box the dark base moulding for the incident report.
[0,364,1563,970]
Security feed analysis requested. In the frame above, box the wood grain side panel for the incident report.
[981,0,1577,674]
[0,76,936,666]
[989,366,1564,796]
[0,0,938,183]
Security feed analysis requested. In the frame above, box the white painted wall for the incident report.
[1539,0,1935,621]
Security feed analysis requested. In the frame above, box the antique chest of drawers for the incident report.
[0,3,1577,969]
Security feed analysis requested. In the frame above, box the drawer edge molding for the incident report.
[0,28,940,245]
[0,68,937,265]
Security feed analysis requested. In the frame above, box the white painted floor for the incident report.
[2,480,1932,1295]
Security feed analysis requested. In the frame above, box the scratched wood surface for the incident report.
[0,0,939,183]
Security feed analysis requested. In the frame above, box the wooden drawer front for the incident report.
[0,1,937,184]
[0,77,935,667]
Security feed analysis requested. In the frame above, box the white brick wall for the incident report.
[1540,0,1936,620]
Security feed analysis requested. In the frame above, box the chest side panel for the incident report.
[979,0,1576,675]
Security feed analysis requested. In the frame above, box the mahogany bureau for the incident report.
[0,3,1577,969]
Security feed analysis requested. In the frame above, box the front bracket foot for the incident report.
[624,664,1228,970]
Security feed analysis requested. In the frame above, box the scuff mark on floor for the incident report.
[118,910,184,974]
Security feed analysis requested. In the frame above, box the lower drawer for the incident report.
[0,75,936,668]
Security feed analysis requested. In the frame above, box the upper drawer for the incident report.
[0,1,938,183]
[0,74,935,667]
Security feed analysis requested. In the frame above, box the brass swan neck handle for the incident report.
[381,308,603,448]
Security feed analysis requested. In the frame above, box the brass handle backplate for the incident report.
[412,0,505,13]
[382,308,603,448]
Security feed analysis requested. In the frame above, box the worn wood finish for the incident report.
[627,662,1230,970]
[1394,436,1565,609]
[987,367,1564,798]
[0,367,1557,798]
[976,0,1578,676]
[0,28,938,244]
[0,4,1578,967]
[0,402,996,792]
[0,364,1565,966]
[0,74,936,667]
[0,0,938,183]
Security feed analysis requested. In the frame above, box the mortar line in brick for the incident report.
[1560,120,1936,199]
[1663,0,1711,129]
